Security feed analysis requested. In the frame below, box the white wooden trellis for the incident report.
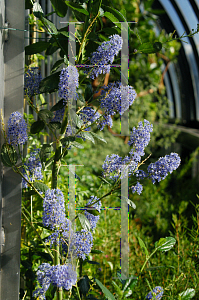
[0,0,25,299]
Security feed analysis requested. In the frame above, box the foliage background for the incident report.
[20,0,199,299]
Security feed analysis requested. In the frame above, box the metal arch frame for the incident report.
[158,0,199,122]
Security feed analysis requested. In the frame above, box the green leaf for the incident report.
[137,237,149,256]
[40,144,53,163]
[38,109,54,121]
[123,276,138,291]
[78,275,90,296]
[120,8,126,19]
[64,1,89,15]
[104,11,119,24]
[103,27,119,35]
[153,42,162,51]
[50,0,68,17]
[45,284,57,299]
[77,93,85,104]
[41,16,58,35]
[39,71,61,93]
[98,176,111,185]
[76,114,84,129]
[155,237,176,252]
[137,42,162,54]
[25,41,49,55]
[30,120,45,134]
[33,182,49,194]
[33,3,44,18]
[51,59,64,73]
[36,251,53,262]
[92,0,102,16]
[73,10,87,22]
[25,0,33,9]
[91,249,103,254]
[78,213,91,231]
[102,5,127,22]
[120,196,136,209]
[46,43,59,55]
[0,143,18,167]
[112,281,123,298]
[90,132,107,143]
[84,83,93,103]
[95,278,116,300]
[81,131,95,144]
[61,136,76,146]
[48,122,61,130]
[178,289,195,300]
[71,141,84,149]
[50,99,65,112]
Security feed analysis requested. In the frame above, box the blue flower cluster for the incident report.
[131,182,143,195]
[7,111,28,146]
[58,66,79,103]
[88,34,123,79]
[147,153,181,184]
[80,107,101,131]
[102,119,181,195]
[43,189,66,230]
[22,149,43,188]
[73,229,93,260]
[146,286,164,300]
[128,119,153,157]
[100,82,136,116]
[84,196,101,231]
[24,67,42,97]
[97,113,113,131]
[33,263,51,300]
[33,262,77,299]
[46,219,74,248]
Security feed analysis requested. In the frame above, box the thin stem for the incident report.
[77,12,100,63]
[22,207,54,260]
[76,283,82,300]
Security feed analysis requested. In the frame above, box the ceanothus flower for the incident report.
[88,34,123,79]
[46,219,75,248]
[33,263,77,299]
[79,107,101,131]
[58,66,79,103]
[147,152,181,184]
[24,67,42,97]
[7,111,28,146]
[131,182,143,195]
[73,229,93,260]
[97,113,113,130]
[100,82,136,116]
[102,154,123,180]
[22,149,43,188]
[128,119,153,157]
[43,189,66,230]
[146,286,164,300]
[50,264,77,290]
[33,263,52,300]
[84,196,101,231]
